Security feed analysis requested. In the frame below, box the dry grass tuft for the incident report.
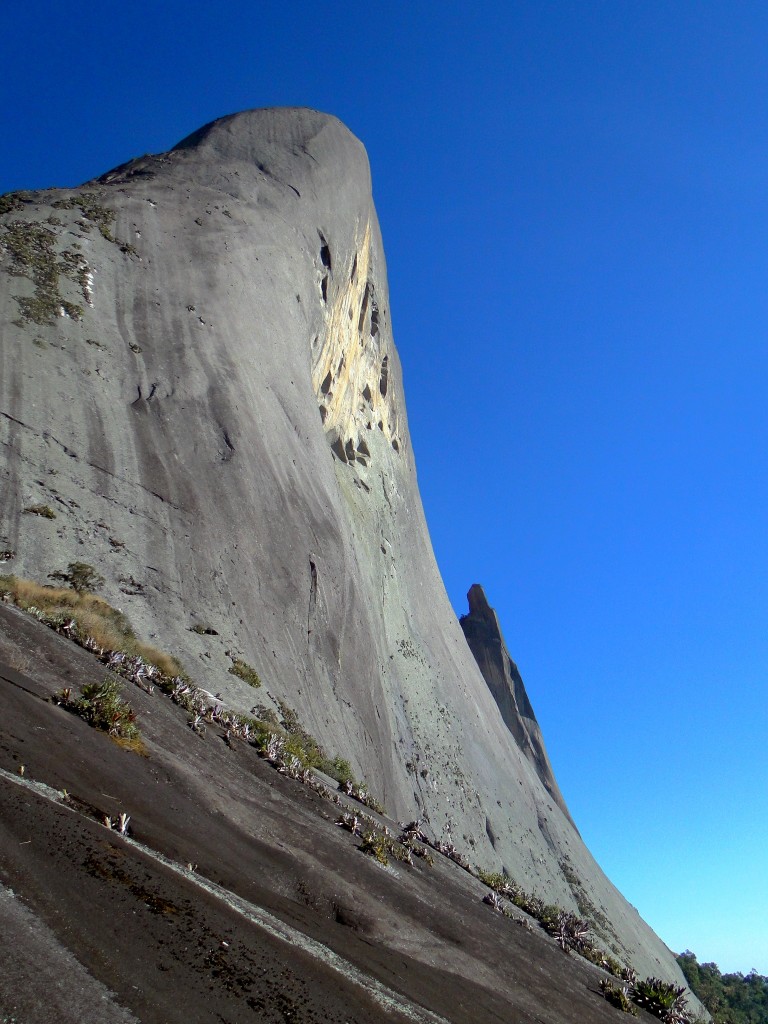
[133,642,183,679]
[0,574,183,677]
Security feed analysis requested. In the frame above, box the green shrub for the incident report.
[360,830,391,865]
[250,704,280,728]
[49,561,104,593]
[276,700,325,769]
[53,192,116,241]
[324,756,355,786]
[250,702,384,809]
[0,191,27,215]
[228,657,261,688]
[357,828,414,867]
[23,503,56,519]
[476,868,508,891]
[1,220,85,326]
[344,781,385,814]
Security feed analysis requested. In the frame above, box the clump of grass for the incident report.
[23,503,56,519]
[134,641,184,680]
[228,656,261,688]
[0,574,183,677]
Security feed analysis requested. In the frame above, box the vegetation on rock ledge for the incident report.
[60,677,142,750]
[0,573,182,677]
[227,655,261,688]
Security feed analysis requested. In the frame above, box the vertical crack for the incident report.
[308,558,318,637]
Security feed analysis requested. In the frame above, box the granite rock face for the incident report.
[0,108,684,984]
[460,583,574,826]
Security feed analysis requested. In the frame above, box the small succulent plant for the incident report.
[600,979,638,1015]
[632,977,689,1022]
[483,891,505,912]
[546,910,592,953]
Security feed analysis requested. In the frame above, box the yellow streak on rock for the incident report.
[311,221,399,461]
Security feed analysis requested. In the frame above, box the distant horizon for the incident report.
[2,0,766,975]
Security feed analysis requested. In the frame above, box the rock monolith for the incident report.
[0,107,686,984]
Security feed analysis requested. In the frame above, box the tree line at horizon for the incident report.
[676,951,767,1024]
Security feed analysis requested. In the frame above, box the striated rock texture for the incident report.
[460,583,575,827]
[0,107,684,984]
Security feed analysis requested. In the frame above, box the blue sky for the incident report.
[3,1,767,975]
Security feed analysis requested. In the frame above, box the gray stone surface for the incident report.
[460,583,574,826]
[0,885,140,1024]
[0,107,685,985]
[2,604,707,1023]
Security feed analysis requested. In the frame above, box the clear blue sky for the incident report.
[3,1,766,975]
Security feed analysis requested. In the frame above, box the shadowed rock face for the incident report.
[460,583,575,827]
[0,107,687,988]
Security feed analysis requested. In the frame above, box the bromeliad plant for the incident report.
[599,974,694,1022]
[475,863,696,1022]
[600,979,638,1016]
[546,909,592,954]
[61,678,139,742]
[631,977,690,1023]
[336,812,433,868]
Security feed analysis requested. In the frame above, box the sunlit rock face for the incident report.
[310,219,402,463]
[0,107,686,983]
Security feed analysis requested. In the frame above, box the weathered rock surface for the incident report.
[0,107,689,999]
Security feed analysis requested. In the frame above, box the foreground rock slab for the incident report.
[1,603,665,1024]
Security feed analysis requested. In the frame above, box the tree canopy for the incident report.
[677,951,768,1024]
